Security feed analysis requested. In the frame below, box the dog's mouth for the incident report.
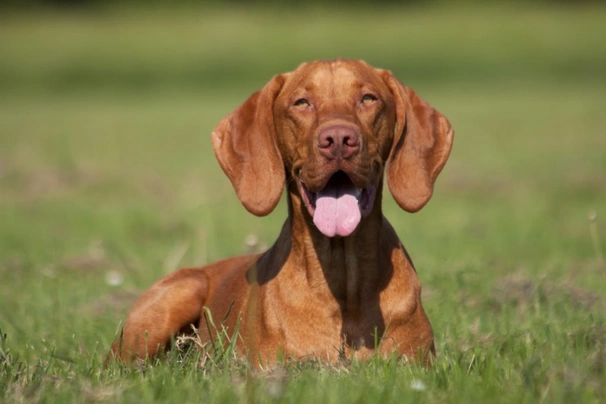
[298,171,376,238]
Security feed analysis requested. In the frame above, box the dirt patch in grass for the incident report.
[1,163,101,201]
[0,256,25,273]
[78,290,140,319]
[491,274,603,312]
[60,240,110,273]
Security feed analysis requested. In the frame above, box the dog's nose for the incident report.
[317,125,359,161]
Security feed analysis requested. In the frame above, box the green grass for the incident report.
[1,3,605,403]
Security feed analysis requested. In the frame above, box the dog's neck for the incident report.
[278,181,392,314]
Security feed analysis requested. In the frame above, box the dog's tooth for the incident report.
[354,188,362,199]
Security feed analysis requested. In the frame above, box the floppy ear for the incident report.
[211,75,287,216]
[382,71,454,212]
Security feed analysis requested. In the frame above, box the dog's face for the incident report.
[212,59,454,238]
[273,60,397,237]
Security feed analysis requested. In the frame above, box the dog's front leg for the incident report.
[108,268,208,363]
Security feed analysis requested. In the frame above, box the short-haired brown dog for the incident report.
[108,59,454,366]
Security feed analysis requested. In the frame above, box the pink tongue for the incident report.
[313,187,361,237]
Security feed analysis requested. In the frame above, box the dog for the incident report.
[108,59,453,366]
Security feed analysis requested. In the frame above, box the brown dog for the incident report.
[108,59,453,366]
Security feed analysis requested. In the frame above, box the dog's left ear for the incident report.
[211,74,287,216]
[381,71,454,212]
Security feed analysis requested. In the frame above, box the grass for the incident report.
[1,3,605,402]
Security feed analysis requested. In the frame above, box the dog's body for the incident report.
[109,59,453,365]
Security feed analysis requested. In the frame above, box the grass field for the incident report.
[1,3,605,402]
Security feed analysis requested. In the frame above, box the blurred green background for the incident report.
[0,1,605,402]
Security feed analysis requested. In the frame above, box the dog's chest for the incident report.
[259,297,387,361]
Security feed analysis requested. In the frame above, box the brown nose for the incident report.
[317,125,359,161]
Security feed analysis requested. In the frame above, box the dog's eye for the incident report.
[293,98,310,107]
[361,94,378,104]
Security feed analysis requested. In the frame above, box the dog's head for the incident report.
[212,59,454,237]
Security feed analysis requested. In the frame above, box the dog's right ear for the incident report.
[211,75,287,216]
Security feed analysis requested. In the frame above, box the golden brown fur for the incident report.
[108,59,454,366]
